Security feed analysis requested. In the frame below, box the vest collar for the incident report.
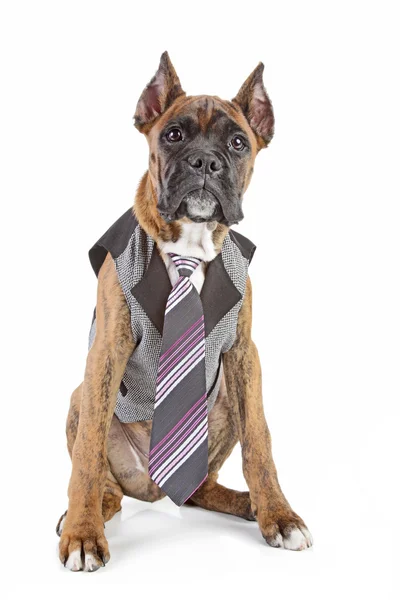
[131,233,242,337]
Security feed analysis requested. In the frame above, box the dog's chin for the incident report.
[159,189,224,225]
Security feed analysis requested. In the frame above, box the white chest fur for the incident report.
[157,221,218,293]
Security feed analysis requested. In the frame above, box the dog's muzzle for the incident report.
[157,149,245,226]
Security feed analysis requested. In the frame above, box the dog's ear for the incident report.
[134,51,185,132]
[232,63,274,148]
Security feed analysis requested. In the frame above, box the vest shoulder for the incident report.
[228,228,257,264]
[89,208,139,276]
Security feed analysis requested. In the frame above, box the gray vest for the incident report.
[88,209,256,423]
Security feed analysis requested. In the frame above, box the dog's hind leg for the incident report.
[101,476,124,522]
[185,371,255,521]
[186,481,254,520]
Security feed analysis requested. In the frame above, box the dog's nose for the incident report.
[187,151,222,174]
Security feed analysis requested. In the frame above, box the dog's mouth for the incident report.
[158,188,224,224]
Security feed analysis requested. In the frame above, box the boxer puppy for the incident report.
[57,51,312,572]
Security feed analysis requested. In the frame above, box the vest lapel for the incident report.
[131,235,242,337]
[200,251,241,336]
[130,241,171,336]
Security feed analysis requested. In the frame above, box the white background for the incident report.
[1,0,399,598]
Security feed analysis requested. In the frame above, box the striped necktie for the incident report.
[148,252,208,506]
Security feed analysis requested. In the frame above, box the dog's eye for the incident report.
[166,128,183,142]
[230,136,246,151]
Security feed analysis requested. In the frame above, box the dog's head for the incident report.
[134,52,274,227]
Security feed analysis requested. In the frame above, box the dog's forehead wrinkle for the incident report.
[162,114,246,147]
[164,114,197,131]
[174,96,234,131]
[160,95,248,142]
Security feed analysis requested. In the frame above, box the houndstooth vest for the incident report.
[88,208,256,423]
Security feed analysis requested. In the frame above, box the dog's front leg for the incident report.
[223,277,313,551]
[59,254,134,571]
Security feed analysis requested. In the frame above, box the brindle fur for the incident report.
[59,254,135,567]
[58,52,311,571]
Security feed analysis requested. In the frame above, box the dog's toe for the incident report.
[84,553,102,572]
[266,532,284,548]
[282,526,312,551]
[65,549,83,571]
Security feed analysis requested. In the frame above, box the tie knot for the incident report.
[168,252,203,278]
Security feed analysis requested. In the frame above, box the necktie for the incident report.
[148,252,209,506]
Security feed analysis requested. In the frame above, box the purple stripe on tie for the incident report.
[148,402,207,466]
[149,402,206,465]
[167,277,187,301]
[159,316,204,362]
[154,424,208,484]
[158,324,204,373]
[156,332,204,382]
[167,279,190,304]
[166,280,192,306]
[148,393,207,457]
[155,348,205,402]
[174,260,199,268]
[171,256,200,264]
[157,329,204,379]
[149,407,207,474]
[155,346,205,400]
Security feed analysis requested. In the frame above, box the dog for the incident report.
[57,51,313,572]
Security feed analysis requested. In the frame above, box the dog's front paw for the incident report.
[258,509,313,551]
[58,514,109,572]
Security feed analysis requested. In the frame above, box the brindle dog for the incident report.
[57,51,313,572]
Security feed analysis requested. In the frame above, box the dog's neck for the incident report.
[157,219,218,261]
[157,220,218,293]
